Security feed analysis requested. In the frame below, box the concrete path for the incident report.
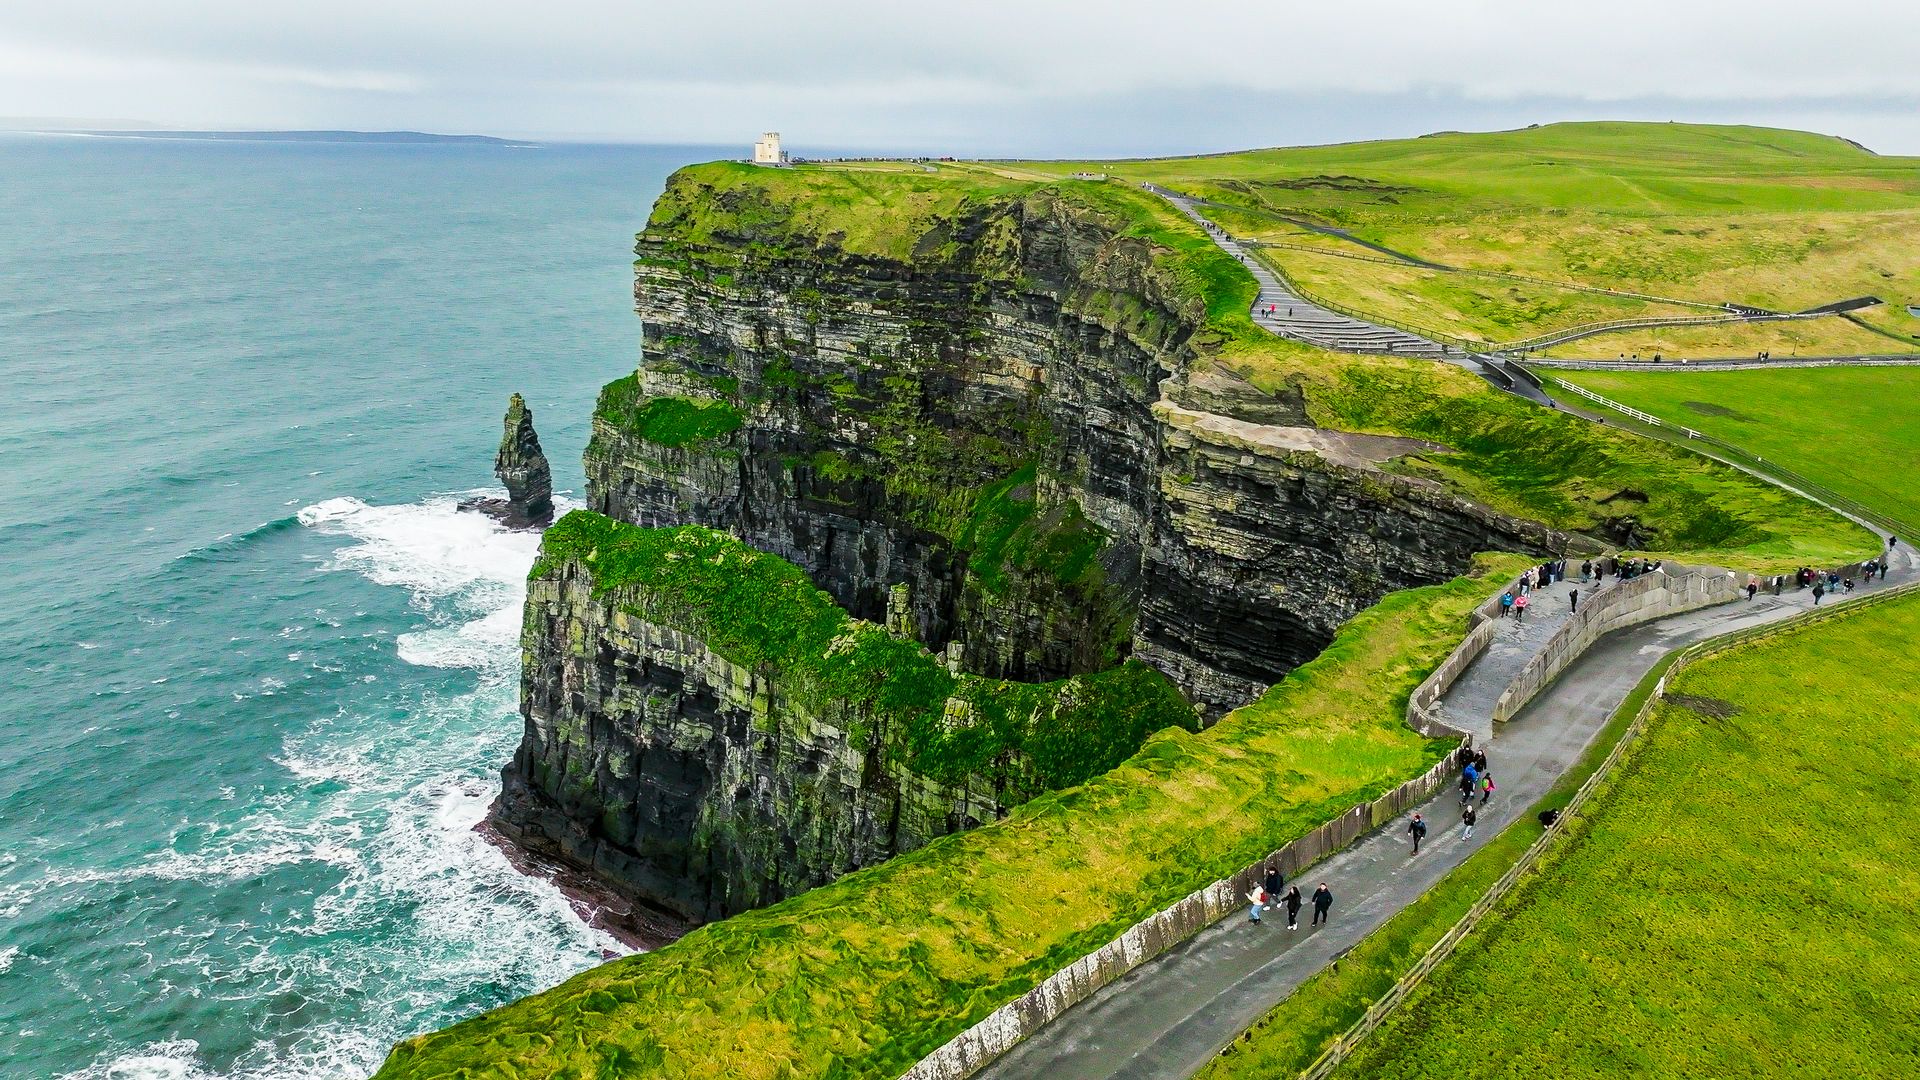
[977,556,1908,1080]
[1145,186,1553,406]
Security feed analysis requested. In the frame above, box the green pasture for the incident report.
[375,555,1533,1080]
[1327,587,1920,1078]
[1555,365,1920,533]
[1041,122,1920,353]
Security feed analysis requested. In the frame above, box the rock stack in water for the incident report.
[466,392,554,528]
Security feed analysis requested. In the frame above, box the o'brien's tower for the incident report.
[752,131,788,165]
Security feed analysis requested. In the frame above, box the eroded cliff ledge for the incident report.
[591,170,1562,705]
[494,166,1566,924]
[494,513,1195,922]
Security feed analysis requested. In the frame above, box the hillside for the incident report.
[1034,122,1920,356]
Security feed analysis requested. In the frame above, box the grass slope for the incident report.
[374,555,1532,1080]
[1330,589,1920,1079]
[1048,122,1920,353]
[1556,365,1920,533]
[534,511,1196,791]
[1194,645,1686,1080]
[646,156,1875,572]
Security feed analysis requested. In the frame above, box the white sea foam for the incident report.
[62,491,609,1080]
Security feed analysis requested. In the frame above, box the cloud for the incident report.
[2,0,1917,152]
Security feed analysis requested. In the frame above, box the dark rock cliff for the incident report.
[493,171,1567,925]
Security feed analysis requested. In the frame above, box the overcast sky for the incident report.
[4,1,1918,156]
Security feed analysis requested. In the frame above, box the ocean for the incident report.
[0,135,708,1078]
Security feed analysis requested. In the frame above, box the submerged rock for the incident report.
[463,392,553,528]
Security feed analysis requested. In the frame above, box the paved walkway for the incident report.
[1146,186,1553,406]
[977,552,1908,1080]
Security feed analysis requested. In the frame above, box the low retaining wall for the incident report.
[900,570,1534,1080]
[1490,564,1740,723]
[900,750,1465,1080]
[1298,576,1920,1079]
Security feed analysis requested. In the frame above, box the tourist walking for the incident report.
[1813,582,1826,606]
[1514,592,1530,622]
[1580,559,1592,583]
[1481,772,1494,804]
[1569,587,1579,613]
[1283,885,1303,930]
[1247,883,1266,924]
[1462,803,1477,840]
[1747,576,1759,601]
[1408,813,1427,855]
[1264,865,1284,904]
[1311,883,1333,926]
[1500,591,1514,618]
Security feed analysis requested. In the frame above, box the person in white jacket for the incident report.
[1247,884,1267,924]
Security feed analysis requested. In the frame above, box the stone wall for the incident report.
[1489,564,1741,723]
[896,572,1524,1080]
[899,744,1466,1080]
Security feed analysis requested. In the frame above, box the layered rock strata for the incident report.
[493,515,1195,923]
[464,392,554,528]
[495,170,1569,923]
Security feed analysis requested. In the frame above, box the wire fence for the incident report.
[1490,311,1822,354]
[1295,577,1920,1079]
[1544,376,1913,539]
[1245,240,1723,312]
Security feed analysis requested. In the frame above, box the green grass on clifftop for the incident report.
[531,510,1194,793]
[638,154,1875,571]
[374,551,1533,1080]
[1329,587,1920,1079]
[1555,365,1920,534]
[594,373,744,448]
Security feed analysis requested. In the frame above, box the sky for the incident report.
[4,0,1919,156]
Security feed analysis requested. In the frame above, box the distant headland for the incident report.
[5,123,537,148]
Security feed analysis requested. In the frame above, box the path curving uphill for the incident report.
[967,505,1907,1079]
[1147,186,1553,406]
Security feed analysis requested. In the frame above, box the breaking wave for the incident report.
[61,491,611,1080]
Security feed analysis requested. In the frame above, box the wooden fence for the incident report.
[1293,578,1920,1079]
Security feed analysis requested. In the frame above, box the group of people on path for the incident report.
[1409,748,1495,855]
[1499,559,1583,621]
[1247,870,1333,930]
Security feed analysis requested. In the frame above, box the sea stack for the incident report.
[469,392,554,528]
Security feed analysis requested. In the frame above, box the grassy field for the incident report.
[1193,647,1682,1080]
[644,158,1877,572]
[1267,245,1703,343]
[1555,365,1920,533]
[1324,587,1920,1079]
[1032,122,1920,354]
[375,555,1531,1080]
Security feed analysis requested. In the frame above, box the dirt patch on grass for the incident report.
[1666,692,1741,719]
[1681,400,1757,422]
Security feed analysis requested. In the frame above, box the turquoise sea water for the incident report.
[0,136,705,1078]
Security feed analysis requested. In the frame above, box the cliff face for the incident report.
[590,176,1560,706]
[495,168,1565,923]
[494,515,1195,923]
[495,558,998,922]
